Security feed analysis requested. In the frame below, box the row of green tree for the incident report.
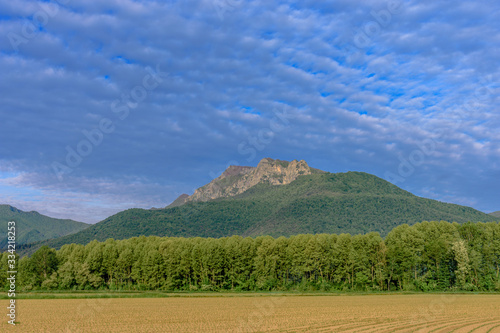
[2,221,500,292]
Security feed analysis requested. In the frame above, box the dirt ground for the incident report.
[2,294,500,332]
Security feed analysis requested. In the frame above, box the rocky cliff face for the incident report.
[168,158,323,207]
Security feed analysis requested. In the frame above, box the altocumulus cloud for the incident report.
[0,0,498,222]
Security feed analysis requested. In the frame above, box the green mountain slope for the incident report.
[489,211,500,218]
[23,172,497,253]
[0,205,90,248]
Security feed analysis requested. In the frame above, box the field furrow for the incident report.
[449,319,500,333]
[1,294,499,332]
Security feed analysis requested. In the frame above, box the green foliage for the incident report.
[490,211,500,218]
[8,221,500,292]
[20,245,59,287]
[452,239,470,288]
[21,172,497,255]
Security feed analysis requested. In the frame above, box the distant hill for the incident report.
[22,159,497,254]
[0,205,90,249]
[490,211,500,218]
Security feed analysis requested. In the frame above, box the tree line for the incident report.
[2,221,499,292]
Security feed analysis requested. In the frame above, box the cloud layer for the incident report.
[0,0,499,222]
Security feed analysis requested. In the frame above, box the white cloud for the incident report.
[0,0,499,220]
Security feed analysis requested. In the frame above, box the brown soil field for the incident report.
[2,294,500,332]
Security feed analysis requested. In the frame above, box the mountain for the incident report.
[0,205,90,249]
[490,211,500,218]
[166,194,189,208]
[22,158,497,253]
[167,158,324,207]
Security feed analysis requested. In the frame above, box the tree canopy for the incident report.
[4,221,500,292]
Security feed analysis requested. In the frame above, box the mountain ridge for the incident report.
[0,204,90,249]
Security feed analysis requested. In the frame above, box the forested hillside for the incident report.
[21,172,497,255]
[0,205,90,249]
[6,221,500,292]
[490,211,500,218]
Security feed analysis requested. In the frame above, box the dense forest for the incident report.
[3,221,500,292]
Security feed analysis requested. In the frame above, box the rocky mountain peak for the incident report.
[221,165,253,177]
[252,158,312,186]
[167,158,323,207]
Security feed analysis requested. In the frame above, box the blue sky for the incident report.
[0,0,499,223]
